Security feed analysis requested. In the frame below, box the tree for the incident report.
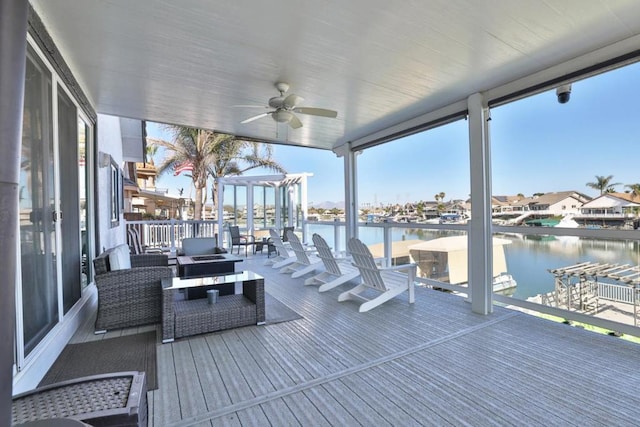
[434,192,446,214]
[586,175,620,195]
[625,183,640,199]
[152,126,286,219]
[145,143,158,165]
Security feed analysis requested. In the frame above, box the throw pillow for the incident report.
[109,244,131,270]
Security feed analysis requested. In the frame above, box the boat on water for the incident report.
[439,213,467,224]
[492,272,518,292]
[408,235,517,292]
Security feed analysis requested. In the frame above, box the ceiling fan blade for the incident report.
[288,113,303,129]
[240,112,270,124]
[283,94,304,109]
[232,105,270,108]
[295,107,338,118]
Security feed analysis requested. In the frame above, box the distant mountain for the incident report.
[310,201,345,210]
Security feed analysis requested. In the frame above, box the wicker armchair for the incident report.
[93,249,172,333]
[12,371,147,426]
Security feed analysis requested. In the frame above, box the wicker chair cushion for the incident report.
[109,244,131,270]
[182,238,217,256]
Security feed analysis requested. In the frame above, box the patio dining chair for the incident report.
[338,237,417,312]
[281,226,294,242]
[228,225,255,256]
[279,230,323,278]
[305,233,361,292]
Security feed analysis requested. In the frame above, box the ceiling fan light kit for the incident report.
[273,110,293,123]
[238,82,338,129]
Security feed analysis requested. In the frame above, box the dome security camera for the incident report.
[556,84,572,104]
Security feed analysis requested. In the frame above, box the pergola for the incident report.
[215,173,312,246]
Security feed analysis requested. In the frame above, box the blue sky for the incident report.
[147,60,640,206]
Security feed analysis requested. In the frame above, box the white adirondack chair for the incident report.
[266,229,296,269]
[305,233,360,292]
[339,237,417,312]
[279,230,323,278]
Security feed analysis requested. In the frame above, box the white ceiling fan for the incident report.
[237,82,338,129]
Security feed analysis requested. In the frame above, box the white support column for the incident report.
[287,186,294,227]
[336,143,359,247]
[300,175,309,242]
[467,92,494,315]
[216,179,224,247]
[246,183,254,234]
[0,0,28,421]
[274,186,282,232]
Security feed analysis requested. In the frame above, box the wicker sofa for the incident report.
[93,247,172,333]
[162,273,265,342]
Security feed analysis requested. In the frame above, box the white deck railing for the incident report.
[597,281,638,304]
[126,219,219,251]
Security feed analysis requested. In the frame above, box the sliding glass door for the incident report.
[16,43,94,362]
[20,45,59,356]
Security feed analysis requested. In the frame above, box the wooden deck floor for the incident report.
[73,255,640,426]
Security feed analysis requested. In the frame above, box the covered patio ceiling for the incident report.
[31,0,640,151]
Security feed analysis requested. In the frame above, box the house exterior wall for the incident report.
[580,196,627,215]
[547,197,583,214]
[97,114,126,252]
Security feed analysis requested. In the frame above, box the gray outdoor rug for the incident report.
[265,293,303,325]
[39,330,158,390]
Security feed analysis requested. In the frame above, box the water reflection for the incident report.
[310,225,640,301]
[505,234,640,299]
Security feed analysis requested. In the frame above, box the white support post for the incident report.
[300,175,309,243]
[383,222,393,264]
[336,143,359,247]
[468,92,493,315]
[287,186,294,228]
[246,182,254,234]
[216,179,224,247]
[274,186,282,232]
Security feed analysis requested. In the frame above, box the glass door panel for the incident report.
[20,46,58,356]
[58,85,81,313]
[78,118,91,289]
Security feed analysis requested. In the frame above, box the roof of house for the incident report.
[510,191,591,207]
[581,192,640,208]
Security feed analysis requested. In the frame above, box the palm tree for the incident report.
[145,143,158,165]
[152,126,286,219]
[625,183,640,199]
[586,175,620,195]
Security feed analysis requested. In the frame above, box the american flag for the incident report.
[173,161,193,176]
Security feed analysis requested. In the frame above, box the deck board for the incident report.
[69,254,640,426]
[153,343,181,426]
[257,398,301,425]
[188,337,233,411]
[173,340,209,419]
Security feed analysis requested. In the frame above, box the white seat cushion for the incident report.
[109,244,131,270]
